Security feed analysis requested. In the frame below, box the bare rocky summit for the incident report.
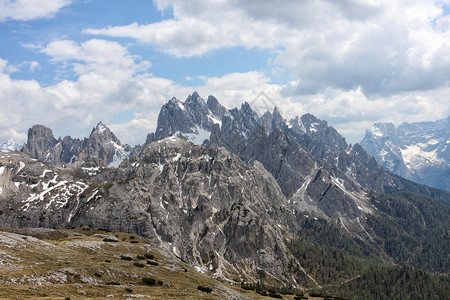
[21,122,136,167]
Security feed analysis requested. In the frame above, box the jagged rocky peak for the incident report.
[21,122,132,168]
[22,124,59,164]
[207,95,227,118]
[150,92,228,146]
[259,106,286,133]
[298,113,348,153]
[89,121,119,143]
[272,106,285,127]
[288,116,306,133]
[153,93,430,198]
[79,121,125,167]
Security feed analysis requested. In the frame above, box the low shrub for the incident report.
[136,255,145,260]
[257,290,268,296]
[120,255,133,261]
[130,240,139,244]
[106,282,120,286]
[147,260,158,266]
[134,262,144,268]
[269,292,283,299]
[144,253,154,259]
[103,238,118,242]
[124,288,133,293]
[142,277,156,285]
[94,272,102,277]
[197,285,212,293]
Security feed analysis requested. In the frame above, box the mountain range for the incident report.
[1,92,449,299]
[360,117,449,191]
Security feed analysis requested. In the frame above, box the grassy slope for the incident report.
[0,227,330,300]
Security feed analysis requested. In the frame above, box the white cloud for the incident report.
[85,0,450,97]
[85,0,450,145]
[3,1,450,147]
[0,0,71,22]
[0,48,283,146]
[28,61,40,73]
[277,87,450,144]
[0,39,161,146]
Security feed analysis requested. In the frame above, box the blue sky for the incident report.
[1,0,450,146]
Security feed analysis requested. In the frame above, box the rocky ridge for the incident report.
[0,140,309,286]
[21,122,136,168]
[150,92,445,219]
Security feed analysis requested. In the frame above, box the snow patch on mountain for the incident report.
[1,139,21,152]
[108,140,130,168]
[400,144,443,170]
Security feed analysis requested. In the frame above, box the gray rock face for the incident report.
[151,93,446,218]
[21,122,134,168]
[361,117,450,191]
[22,125,59,164]
[0,152,91,228]
[0,141,306,286]
[146,92,228,146]
[2,104,449,287]
[79,122,126,166]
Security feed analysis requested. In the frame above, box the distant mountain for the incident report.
[21,122,137,167]
[0,139,21,152]
[361,117,449,191]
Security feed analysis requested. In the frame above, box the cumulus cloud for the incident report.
[85,0,450,97]
[0,44,284,145]
[277,87,450,143]
[0,0,71,22]
[2,1,450,146]
[0,37,280,145]
[0,40,160,145]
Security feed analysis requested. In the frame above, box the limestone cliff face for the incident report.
[75,137,303,285]
[1,139,306,286]
[22,125,60,165]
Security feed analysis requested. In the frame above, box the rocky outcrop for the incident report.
[82,137,303,284]
[22,125,59,164]
[21,122,134,168]
[146,92,229,146]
